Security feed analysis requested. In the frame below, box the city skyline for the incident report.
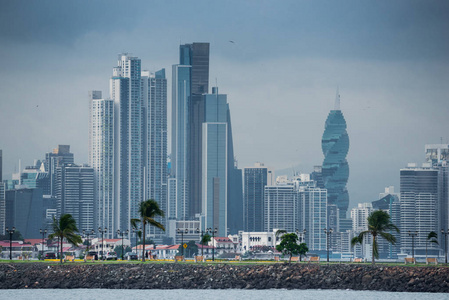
[1,1,448,211]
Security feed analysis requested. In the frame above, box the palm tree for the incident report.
[351,210,399,265]
[48,214,82,263]
[426,231,439,260]
[200,234,211,257]
[131,199,165,262]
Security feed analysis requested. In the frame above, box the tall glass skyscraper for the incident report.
[321,91,350,221]
[201,88,229,236]
[89,91,115,234]
[110,54,143,234]
[183,43,210,219]
[90,55,168,240]
[142,69,168,238]
[171,42,210,221]
[244,163,274,232]
[171,64,191,220]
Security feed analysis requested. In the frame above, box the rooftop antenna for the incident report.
[441,137,443,144]
[334,87,340,110]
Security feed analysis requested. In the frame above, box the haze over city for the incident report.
[0,0,448,210]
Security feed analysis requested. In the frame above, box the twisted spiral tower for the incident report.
[321,90,350,220]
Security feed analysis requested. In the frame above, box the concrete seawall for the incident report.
[1,263,448,292]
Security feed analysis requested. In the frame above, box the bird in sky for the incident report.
[229,40,235,44]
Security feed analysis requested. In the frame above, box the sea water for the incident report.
[1,289,447,300]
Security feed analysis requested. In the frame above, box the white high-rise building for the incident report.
[264,180,297,232]
[89,91,115,235]
[351,203,373,232]
[141,69,168,239]
[400,163,439,256]
[110,54,143,234]
[350,203,373,258]
[55,164,94,232]
[90,54,170,241]
[298,185,328,251]
[263,174,329,251]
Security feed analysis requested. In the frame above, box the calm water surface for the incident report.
[1,289,447,300]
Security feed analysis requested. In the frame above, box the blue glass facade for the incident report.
[171,64,191,220]
[202,123,228,236]
[5,188,44,238]
[202,92,229,236]
[321,109,349,219]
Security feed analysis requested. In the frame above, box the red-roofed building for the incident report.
[0,241,34,259]
[24,239,44,246]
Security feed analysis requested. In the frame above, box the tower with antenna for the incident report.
[321,89,350,225]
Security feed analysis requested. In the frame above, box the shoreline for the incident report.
[1,263,448,292]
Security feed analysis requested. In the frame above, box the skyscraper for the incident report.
[264,183,297,233]
[55,164,94,232]
[89,91,115,233]
[400,163,439,256]
[425,144,449,246]
[322,91,350,221]
[110,53,143,233]
[244,162,274,232]
[141,69,168,237]
[5,188,44,238]
[350,203,373,258]
[181,43,210,219]
[298,184,328,251]
[171,64,191,220]
[90,54,169,239]
[200,87,229,236]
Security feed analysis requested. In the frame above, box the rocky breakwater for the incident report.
[0,263,448,292]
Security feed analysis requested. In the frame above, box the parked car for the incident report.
[105,251,117,260]
[44,252,57,259]
[124,252,138,260]
[86,251,99,260]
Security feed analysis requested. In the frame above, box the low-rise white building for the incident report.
[91,238,130,253]
[210,237,238,255]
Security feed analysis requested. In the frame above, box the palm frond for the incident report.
[379,231,397,245]
[148,219,165,232]
[130,218,141,229]
[351,236,362,247]
[351,231,368,247]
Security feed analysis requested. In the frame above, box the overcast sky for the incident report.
[0,0,448,210]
